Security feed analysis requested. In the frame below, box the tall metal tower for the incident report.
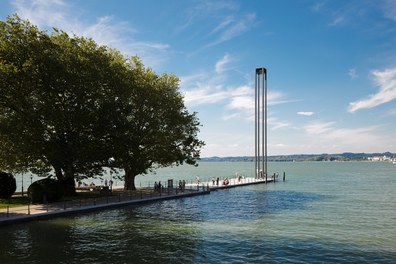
[254,67,267,182]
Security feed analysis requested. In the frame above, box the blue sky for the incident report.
[1,0,396,157]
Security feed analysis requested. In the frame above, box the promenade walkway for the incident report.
[0,175,279,227]
[0,187,210,227]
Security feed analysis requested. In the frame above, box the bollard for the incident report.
[283,172,286,181]
[46,201,49,212]
[7,205,9,217]
[28,204,30,215]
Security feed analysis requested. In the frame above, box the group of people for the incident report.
[211,177,230,186]
[154,181,162,191]
[178,180,186,192]
[77,179,113,189]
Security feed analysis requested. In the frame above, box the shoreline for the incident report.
[0,176,274,227]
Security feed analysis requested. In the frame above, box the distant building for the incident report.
[368,155,391,161]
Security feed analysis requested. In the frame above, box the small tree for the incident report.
[0,171,17,198]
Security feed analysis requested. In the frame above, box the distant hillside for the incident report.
[200,152,396,162]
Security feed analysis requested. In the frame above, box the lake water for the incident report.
[1,161,395,263]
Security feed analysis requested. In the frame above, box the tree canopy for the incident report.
[0,15,204,193]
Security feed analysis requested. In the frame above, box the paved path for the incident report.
[0,176,278,227]
[0,187,209,227]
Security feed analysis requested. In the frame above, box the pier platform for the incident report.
[187,176,274,191]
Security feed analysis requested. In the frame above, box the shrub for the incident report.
[0,171,17,199]
[28,178,64,203]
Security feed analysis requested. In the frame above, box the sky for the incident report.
[1,0,396,157]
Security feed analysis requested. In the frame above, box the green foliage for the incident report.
[0,171,16,198]
[28,178,63,203]
[107,57,205,189]
[0,15,204,193]
[0,15,129,194]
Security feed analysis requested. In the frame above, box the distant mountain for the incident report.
[200,152,396,162]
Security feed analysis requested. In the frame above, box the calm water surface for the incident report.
[1,162,395,263]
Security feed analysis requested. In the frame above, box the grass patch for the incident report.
[0,196,31,208]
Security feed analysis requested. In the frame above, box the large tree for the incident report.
[0,15,128,195]
[0,15,204,193]
[108,57,204,190]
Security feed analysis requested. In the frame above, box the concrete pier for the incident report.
[187,176,274,191]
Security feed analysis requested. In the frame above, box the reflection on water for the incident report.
[1,162,396,263]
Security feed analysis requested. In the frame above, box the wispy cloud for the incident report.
[180,1,256,55]
[205,13,256,48]
[215,54,232,73]
[329,14,345,26]
[348,67,396,112]
[297,112,315,116]
[348,68,358,80]
[304,121,335,135]
[181,53,291,124]
[183,88,228,105]
[11,0,70,28]
[10,0,170,68]
[268,116,291,130]
[380,0,396,21]
[302,120,387,153]
[209,16,234,35]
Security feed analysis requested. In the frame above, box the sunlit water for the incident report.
[1,162,395,263]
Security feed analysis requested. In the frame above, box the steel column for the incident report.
[254,68,267,180]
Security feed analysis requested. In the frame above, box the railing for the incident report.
[0,185,209,219]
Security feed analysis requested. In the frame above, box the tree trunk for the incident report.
[62,176,76,196]
[124,168,137,190]
[53,165,75,196]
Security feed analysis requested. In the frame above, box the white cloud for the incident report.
[348,67,396,112]
[12,0,69,28]
[10,0,170,68]
[301,120,389,153]
[215,54,232,73]
[183,88,228,105]
[297,111,314,116]
[228,95,254,110]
